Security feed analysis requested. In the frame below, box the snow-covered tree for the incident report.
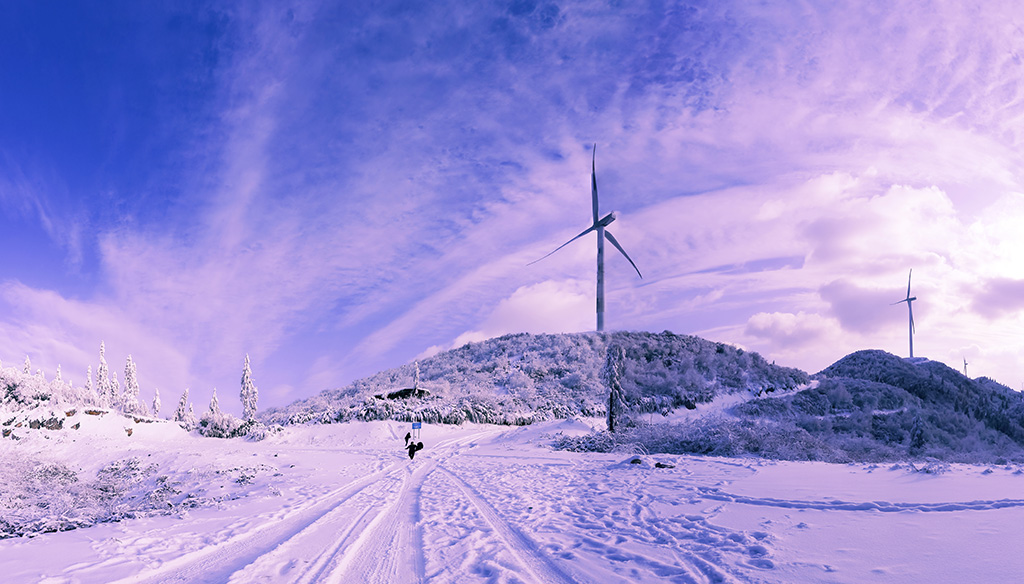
[55,364,62,384]
[209,388,220,417]
[23,356,31,374]
[86,365,94,403]
[111,370,121,411]
[122,355,146,415]
[183,403,198,430]
[152,388,162,418]
[174,388,190,422]
[603,344,627,433]
[241,354,258,422]
[97,342,111,407]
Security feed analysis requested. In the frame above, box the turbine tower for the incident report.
[892,269,917,358]
[530,145,642,331]
[963,356,968,377]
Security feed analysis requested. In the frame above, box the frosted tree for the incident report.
[111,370,121,411]
[86,366,94,403]
[183,403,198,430]
[122,355,146,415]
[50,365,66,405]
[152,388,162,418]
[209,388,221,417]
[97,342,111,407]
[603,344,627,433]
[240,354,258,422]
[174,388,190,422]
[23,355,31,374]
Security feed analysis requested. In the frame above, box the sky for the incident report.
[2,0,1023,414]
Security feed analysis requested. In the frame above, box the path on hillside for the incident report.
[101,429,584,584]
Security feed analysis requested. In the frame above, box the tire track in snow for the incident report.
[325,430,498,583]
[93,428,503,584]
[227,466,408,584]
[438,465,582,584]
[104,460,408,584]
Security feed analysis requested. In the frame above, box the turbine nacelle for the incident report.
[596,211,616,228]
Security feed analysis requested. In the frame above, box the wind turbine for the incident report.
[530,144,642,331]
[892,269,917,358]
[963,356,969,377]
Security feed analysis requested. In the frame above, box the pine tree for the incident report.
[241,354,258,422]
[97,342,111,407]
[183,403,198,430]
[174,388,190,422]
[111,371,121,411]
[23,356,31,374]
[603,344,627,433]
[122,355,145,415]
[209,388,221,417]
[152,388,162,418]
[86,366,95,404]
[55,364,62,384]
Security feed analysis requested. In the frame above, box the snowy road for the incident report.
[5,419,1024,583]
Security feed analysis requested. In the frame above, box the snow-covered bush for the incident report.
[0,454,203,539]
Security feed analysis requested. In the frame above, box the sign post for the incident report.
[412,421,422,440]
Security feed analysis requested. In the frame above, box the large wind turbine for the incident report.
[530,145,642,331]
[892,269,917,358]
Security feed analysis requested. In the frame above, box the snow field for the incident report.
[3,415,1024,583]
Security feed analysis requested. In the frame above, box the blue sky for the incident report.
[3,0,1024,413]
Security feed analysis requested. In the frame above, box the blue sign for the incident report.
[412,422,422,429]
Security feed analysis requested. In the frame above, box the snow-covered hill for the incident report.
[559,349,1024,464]
[262,331,809,426]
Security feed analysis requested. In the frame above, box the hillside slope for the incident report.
[262,331,809,426]
[559,349,1024,464]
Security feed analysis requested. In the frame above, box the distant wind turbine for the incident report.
[892,269,917,358]
[963,356,968,377]
[530,144,642,331]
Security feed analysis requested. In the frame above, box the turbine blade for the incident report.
[604,230,643,278]
[527,224,598,266]
[591,144,599,225]
[907,269,913,299]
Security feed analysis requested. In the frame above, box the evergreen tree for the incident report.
[152,388,162,418]
[183,403,198,430]
[23,355,31,374]
[122,355,145,415]
[174,388,190,422]
[86,366,94,403]
[603,344,627,433]
[55,364,62,384]
[97,342,111,407]
[111,371,121,411]
[241,354,258,421]
[209,388,221,417]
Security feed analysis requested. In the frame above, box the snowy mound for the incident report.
[263,331,809,426]
[558,349,1024,464]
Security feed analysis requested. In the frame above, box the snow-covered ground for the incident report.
[2,412,1024,583]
